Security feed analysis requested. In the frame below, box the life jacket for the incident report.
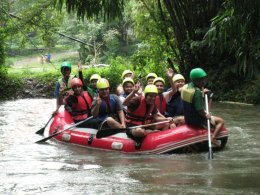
[58,75,75,97]
[87,86,98,98]
[181,83,206,126]
[58,75,75,90]
[155,94,166,115]
[97,94,117,121]
[166,91,183,117]
[125,96,154,126]
[69,91,92,121]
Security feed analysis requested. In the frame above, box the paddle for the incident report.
[35,115,54,135]
[96,120,170,139]
[205,93,213,160]
[36,116,93,143]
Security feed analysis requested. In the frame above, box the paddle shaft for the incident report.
[205,94,213,159]
[36,116,93,143]
[96,120,170,139]
[35,115,53,135]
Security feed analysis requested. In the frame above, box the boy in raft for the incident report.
[124,84,174,148]
[78,62,101,98]
[53,61,76,115]
[166,73,186,117]
[64,78,92,126]
[146,73,157,85]
[116,70,134,96]
[181,68,224,147]
[91,78,126,129]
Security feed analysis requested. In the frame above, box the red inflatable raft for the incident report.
[48,110,228,154]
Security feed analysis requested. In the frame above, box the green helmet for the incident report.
[190,68,207,80]
[61,61,72,71]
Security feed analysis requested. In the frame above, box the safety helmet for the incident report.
[70,78,83,88]
[153,77,165,85]
[144,84,158,96]
[172,74,185,83]
[90,74,101,82]
[60,61,72,71]
[96,78,110,89]
[190,68,207,80]
[121,70,133,79]
[146,73,157,80]
[122,78,134,87]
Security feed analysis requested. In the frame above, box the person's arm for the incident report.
[123,82,140,106]
[166,68,177,97]
[113,95,126,127]
[117,110,126,128]
[91,94,101,117]
[194,90,211,119]
[153,111,168,122]
[78,62,88,91]
[53,82,62,114]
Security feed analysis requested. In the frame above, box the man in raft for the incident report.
[53,61,76,115]
[91,78,126,129]
[123,84,174,148]
[181,68,224,147]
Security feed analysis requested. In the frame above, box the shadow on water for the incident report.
[0,99,259,194]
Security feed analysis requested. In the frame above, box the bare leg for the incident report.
[211,116,224,147]
[106,117,124,129]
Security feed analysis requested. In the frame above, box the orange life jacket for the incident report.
[70,91,92,121]
[155,94,166,115]
[125,96,154,126]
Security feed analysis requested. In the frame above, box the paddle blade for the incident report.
[36,136,53,143]
[35,115,54,135]
[96,128,127,139]
[35,127,45,135]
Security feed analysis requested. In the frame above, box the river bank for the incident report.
[1,52,260,104]
[4,76,259,106]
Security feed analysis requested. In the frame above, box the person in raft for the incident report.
[123,84,174,148]
[181,68,224,147]
[77,62,101,98]
[90,78,126,130]
[116,70,134,96]
[146,72,157,85]
[53,61,76,115]
[63,78,92,126]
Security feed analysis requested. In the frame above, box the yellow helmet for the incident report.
[153,77,165,85]
[144,84,158,95]
[90,74,101,82]
[96,78,110,89]
[121,70,133,79]
[122,78,134,86]
[172,74,185,83]
[146,73,157,80]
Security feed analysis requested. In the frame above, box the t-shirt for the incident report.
[92,94,123,113]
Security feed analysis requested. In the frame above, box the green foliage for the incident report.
[204,0,260,79]
[54,0,125,21]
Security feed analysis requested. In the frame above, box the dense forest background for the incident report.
[0,0,259,103]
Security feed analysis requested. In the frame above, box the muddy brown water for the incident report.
[0,99,259,194]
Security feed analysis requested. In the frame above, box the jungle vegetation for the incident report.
[0,0,259,103]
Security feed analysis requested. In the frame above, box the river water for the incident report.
[0,99,259,194]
